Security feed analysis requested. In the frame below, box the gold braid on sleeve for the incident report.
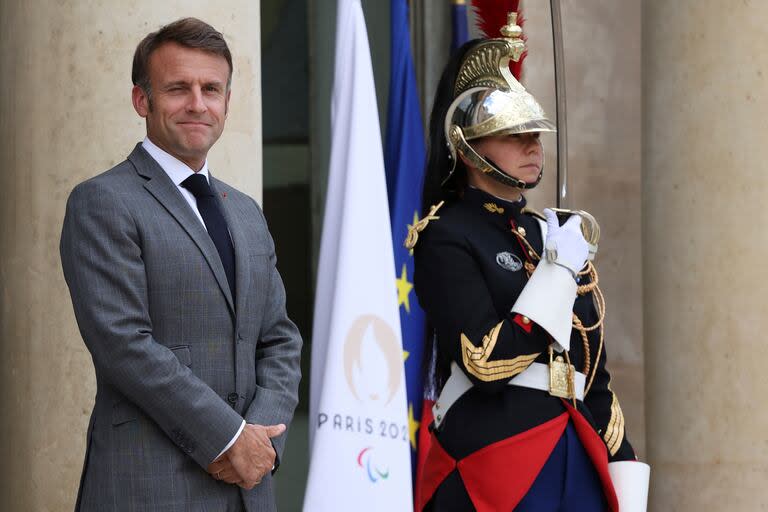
[603,383,626,456]
[460,322,541,382]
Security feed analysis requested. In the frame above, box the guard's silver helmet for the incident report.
[444,13,555,189]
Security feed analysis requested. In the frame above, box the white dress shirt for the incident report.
[141,137,245,461]
[142,138,212,229]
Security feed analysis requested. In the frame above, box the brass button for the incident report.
[522,316,531,325]
[528,250,534,257]
[517,226,527,236]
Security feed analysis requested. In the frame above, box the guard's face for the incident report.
[471,132,543,184]
[132,42,231,170]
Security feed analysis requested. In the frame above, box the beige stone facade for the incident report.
[644,1,768,509]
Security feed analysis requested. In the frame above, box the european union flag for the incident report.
[384,0,427,483]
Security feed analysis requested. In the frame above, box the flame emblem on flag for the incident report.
[344,314,402,405]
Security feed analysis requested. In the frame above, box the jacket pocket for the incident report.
[169,345,192,367]
[111,346,193,426]
[112,399,140,426]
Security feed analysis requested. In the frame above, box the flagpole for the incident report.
[550,0,569,209]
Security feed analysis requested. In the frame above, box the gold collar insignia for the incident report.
[483,202,505,215]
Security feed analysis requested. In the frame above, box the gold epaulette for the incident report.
[404,201,445,250]
[521,206,546,221]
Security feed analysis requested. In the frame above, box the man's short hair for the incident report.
[132,17,233,100]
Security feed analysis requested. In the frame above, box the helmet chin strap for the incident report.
[484,157,543,190]
[448,125,544,190]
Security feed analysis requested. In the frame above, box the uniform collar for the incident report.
[463,186,527,222]
[141,137,210,186]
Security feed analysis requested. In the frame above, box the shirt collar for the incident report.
[142,137,209,186]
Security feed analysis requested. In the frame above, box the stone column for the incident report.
[0,3,261,510]
[644,1,768,509]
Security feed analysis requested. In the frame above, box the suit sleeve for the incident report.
[581,287,636,462]
[60,181,244,469]
[414,223,550,394]
[243,200,303,461]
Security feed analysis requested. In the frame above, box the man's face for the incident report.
[132,42,231,170]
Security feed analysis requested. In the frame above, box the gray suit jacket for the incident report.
[60,144,302,511]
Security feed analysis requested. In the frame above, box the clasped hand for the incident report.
[206,423,285,489]
[543,209,590,277]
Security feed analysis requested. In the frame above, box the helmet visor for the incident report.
[449,88,556,141]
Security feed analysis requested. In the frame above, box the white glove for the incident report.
[543,209,589,278]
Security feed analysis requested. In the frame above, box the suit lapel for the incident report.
[127,144,235,315]
[210,176,250,324]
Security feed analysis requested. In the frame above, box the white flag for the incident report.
[304,0,413,510]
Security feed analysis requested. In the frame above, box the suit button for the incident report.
[227,393,239,405]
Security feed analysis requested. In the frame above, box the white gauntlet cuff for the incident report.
[511,257,577,352]
[608,461,651,512]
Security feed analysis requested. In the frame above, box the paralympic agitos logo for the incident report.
[357,447,390,483]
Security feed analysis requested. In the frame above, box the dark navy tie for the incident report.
[181,174,236,300]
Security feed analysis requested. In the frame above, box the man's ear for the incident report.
[225,87,232,117]
[132,85,149,117]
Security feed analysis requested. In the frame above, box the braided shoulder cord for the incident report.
[510,229,605,396]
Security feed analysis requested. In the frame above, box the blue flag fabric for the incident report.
[384,0,427,483]
[451,1,470,53]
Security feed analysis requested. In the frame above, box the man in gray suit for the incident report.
[60,18,302,511]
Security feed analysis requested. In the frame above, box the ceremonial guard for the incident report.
[409,9,650,512]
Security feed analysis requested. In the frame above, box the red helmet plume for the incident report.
[471,0,526,79]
